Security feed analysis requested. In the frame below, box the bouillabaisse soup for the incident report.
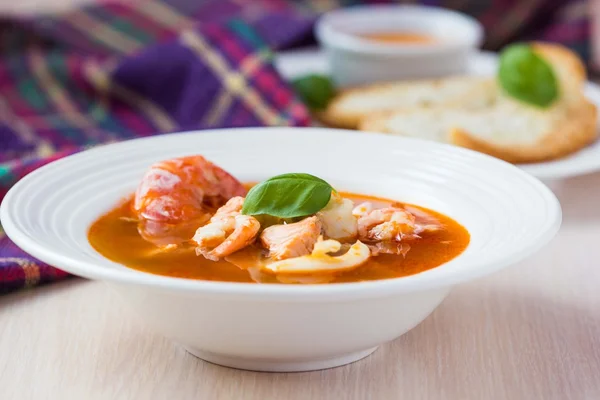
[88,155,469,284]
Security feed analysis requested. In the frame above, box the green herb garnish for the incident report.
[241,173,334,218]
[498,43,559,108]
[291,74,336,110]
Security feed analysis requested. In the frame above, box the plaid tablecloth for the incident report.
[0,0,590,294]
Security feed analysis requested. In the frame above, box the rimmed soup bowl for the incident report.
[0,127,561,372]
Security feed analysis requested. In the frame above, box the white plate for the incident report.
[274,48,600,180]
[1,127,561,372]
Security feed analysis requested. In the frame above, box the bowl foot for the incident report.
[183,346,379,372]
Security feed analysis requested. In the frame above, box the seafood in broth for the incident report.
[88,155,470,284]
[132,155,247,246]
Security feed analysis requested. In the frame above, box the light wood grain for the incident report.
[1,172,600,400]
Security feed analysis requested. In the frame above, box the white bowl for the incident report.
[1,127,560,372]
[315,5,484,87]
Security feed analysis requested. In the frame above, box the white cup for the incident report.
[315,5,484,87]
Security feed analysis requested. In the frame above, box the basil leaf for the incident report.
[242,173,334,218]
[498,43,559,108]
[291,74,336,110]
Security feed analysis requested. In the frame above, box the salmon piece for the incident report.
[260,216,322,261]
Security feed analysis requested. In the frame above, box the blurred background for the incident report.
[0,0,593,67]
[0,0,595,171]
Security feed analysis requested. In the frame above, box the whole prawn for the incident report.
[132,155,247,246]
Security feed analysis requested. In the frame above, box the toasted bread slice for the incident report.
[318,76,494,129]
[360,95,597,163]
[450,97,597,163]
[358,43,598,163]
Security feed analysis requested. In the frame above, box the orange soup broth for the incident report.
[359,32,437,45]
[88,192,470,284]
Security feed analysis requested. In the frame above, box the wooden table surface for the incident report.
[1,173,600,400]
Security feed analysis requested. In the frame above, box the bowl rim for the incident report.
[0,127,561,301]
[315,4,484,56]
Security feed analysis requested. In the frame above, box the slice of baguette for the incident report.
[358,43,598,163]
[318,76,495,129]
[449,99,597,163]
[360,93,597,163]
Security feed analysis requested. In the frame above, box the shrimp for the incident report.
[132,155,247,245]
[193,197,260,261]
[396,203,443,231]
[194,215,260,261]
[358,207,418,242]
[356,204,443,256]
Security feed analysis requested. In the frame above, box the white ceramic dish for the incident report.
[0,127,561,372]
[314,4,483,87]
[275,48,600,181]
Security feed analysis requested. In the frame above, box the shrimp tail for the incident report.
[195,215,260,261]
